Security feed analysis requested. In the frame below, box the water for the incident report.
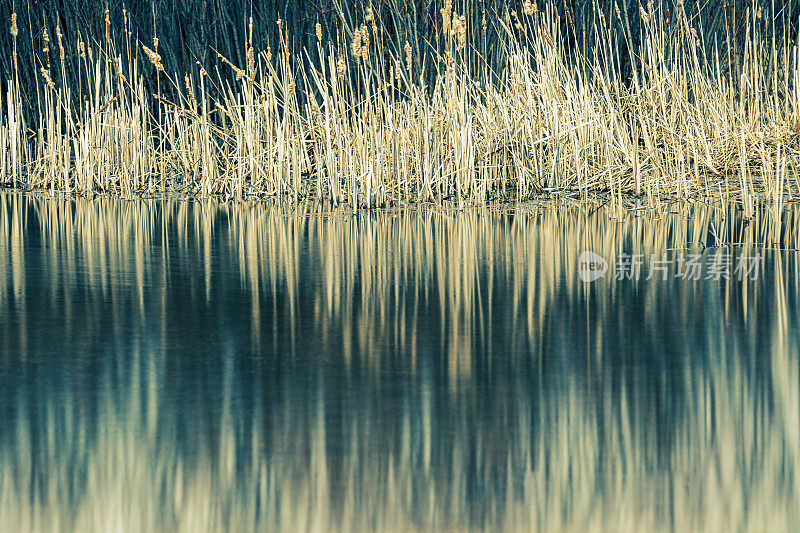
[1,194,799,532]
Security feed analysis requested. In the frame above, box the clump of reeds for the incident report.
[0,1,799,210]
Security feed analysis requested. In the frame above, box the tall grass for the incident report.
[0,1,799,210]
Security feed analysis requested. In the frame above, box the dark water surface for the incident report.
[1,194,800,532]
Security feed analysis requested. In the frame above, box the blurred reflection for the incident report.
[0,193,799,531]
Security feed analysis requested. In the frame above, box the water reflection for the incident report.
[1,194,799,531]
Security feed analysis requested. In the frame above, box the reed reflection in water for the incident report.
[1,194,799,532]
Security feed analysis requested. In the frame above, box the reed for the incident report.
[0,1,799,210]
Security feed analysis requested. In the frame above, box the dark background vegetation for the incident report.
[0,0,797,107]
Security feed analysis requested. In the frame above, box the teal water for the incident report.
[1,194,799,532]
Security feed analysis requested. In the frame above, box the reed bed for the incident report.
[0,1,799,210]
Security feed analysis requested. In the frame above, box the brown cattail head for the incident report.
[105,8,111,44]
[78,38,86,59]
[404,40,412,74]
[316,21,322,41]
[442,0,452,35]
[337,56,346,81]
[247,46,255,78]
[352,30,361,57]
[143,44,164,71]
[639,0,649,24]
[456,15,466,50]
[10,13,18,38]
[41,67,55,90]
[614,1,622,22]
[524,0,534,16]
[56,24,65,61]
[361,25,369,59]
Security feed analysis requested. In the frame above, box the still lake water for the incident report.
[1,193,799,532]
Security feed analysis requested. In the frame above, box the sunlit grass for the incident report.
[1,2,799,211]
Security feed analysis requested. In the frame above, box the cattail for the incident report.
[614,1,622,22]
[78,38,85,59]
[394,59,402,81]
[56,24,64,62]
[482,12,487,33]
[639,0,649,24]
[247,46,255,78]
[10,13,18,38]
[41,67,55,90]
[286,82,295,98]
[442,0,452,35]
[316,21,322,41]
[361,24,369,55]
[456,15,467,50]
[185,75,197,108]
[42,27,50,53]
[690,27,700,47]
[352,31,361,57]
[523,0,534,16]
[105,8,111,44]
[143,44,164,71]
[337,56,347,80]
[404,40,412,74]
[366,6,374,22]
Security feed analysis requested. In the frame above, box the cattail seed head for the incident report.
[361,25,369,59]
[40,67,55,90]
[143,44,164,71]
[247,46,255,78]
[351,31,361,57]
[316,21,322,41]
[105,8,111,44]
[456,15,466,50]
[10,13,18,38]
[639,0,649,24]
[337,56,346,80]
[56,24,64,61]
[441,0,452,35]
[43,27,50,53]
[78,38,86,59]
[404,40,412,73]
[523,0,534,16]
